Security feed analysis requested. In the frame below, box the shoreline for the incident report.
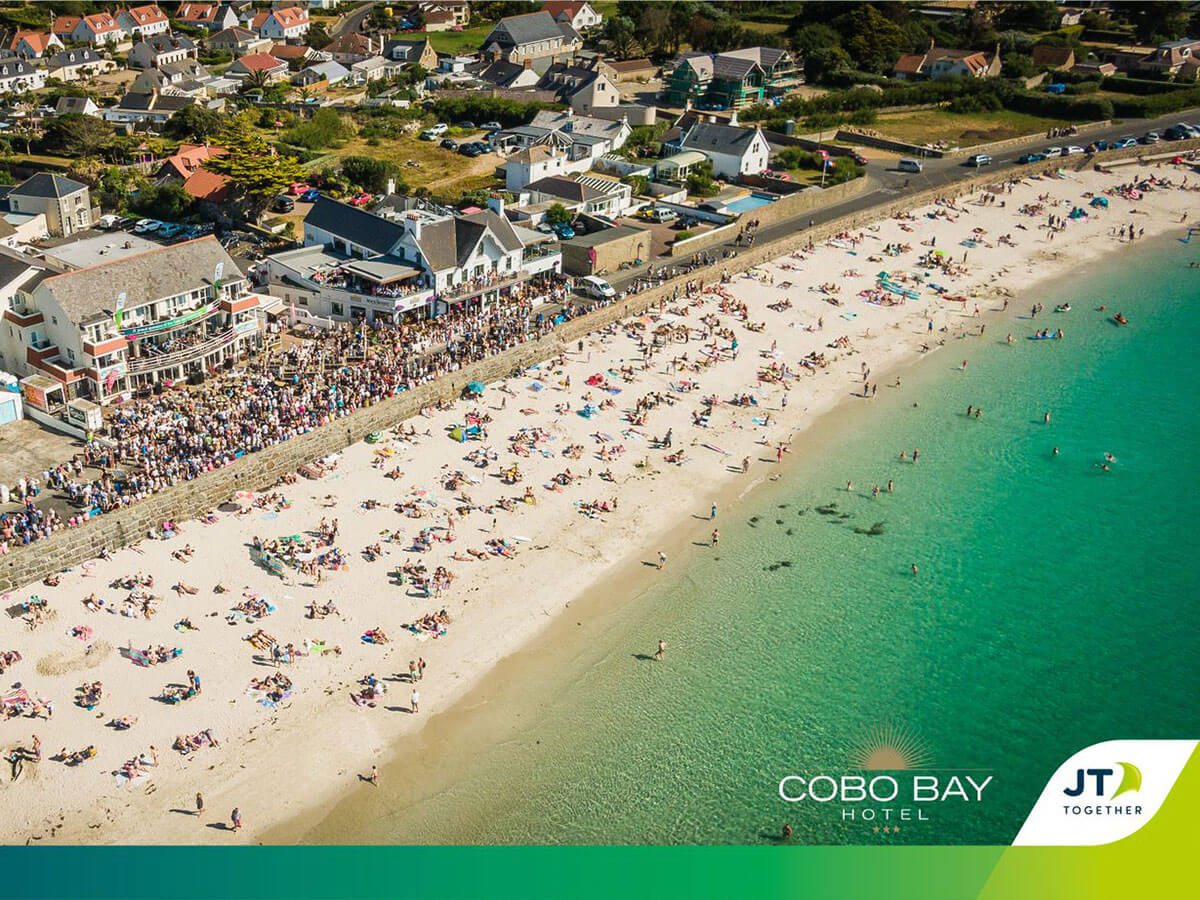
[4,167,1193,846]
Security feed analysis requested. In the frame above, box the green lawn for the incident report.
[874,108,1076,147]
[425,22,496,55]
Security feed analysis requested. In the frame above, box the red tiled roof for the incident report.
[176,3,217,24]
[52,16,82,36]
[183,169,232,203]
[82,12,122,33]
[126,4,168,25]
[542,1,585,20]
[893,53,926,75]
[9,31,54,53]
[236,52,285,72]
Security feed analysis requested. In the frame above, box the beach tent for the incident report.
[449,426,466,442]
[1090,196,1108,208]
[466,381,485,395]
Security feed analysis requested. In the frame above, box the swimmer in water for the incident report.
[1053,446,1059,456]
[1104,453,1116,463]
[1007,333,1015,344]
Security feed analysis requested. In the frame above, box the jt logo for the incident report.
[1063,768,1113,797]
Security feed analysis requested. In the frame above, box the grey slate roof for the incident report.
[490,11,570,47]
[48,47,104,68]
[12,173,88,199]
[414,210,522,273]
[144,33,197,52]
[305,196,406,256]
[680,122,761,155]
[36,236,238,323]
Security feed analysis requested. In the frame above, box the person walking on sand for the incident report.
[711,528,720,547]
[742,456,750,474]
[231,808,242,831]
[655,639,666,661]
[410,689,420,713]
[408,660,417,682]
[418,657,426,681]
[711,502,717,520]
[195,792,204,817]
[657,550,667,569]
[369,765,379,786]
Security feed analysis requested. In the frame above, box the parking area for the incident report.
[615,214,719,258]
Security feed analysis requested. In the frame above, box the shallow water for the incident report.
[327,235,1200,845]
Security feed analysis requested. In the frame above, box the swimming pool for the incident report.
[723,193,775,214]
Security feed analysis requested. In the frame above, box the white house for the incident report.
[128,33,197,69]
[174,3,239,31]
[46,48,117,83]
[70,12,125,45]
[7,31,62,59]
[505,145,568,192]
[117,4,171,38]
[0,58,45,93]
[671,121,772,179]
[251,6,310,41]
[541,1,604,33]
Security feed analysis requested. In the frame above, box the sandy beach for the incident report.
[2,164,1194,845]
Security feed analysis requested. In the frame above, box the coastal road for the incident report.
[602,106,1200,295]
[329,1,375,37]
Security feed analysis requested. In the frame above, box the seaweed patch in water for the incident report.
[853,522,887,536]
[785,528,794,535]
[839,513,853,519]
[775,519,784,525]
[816,504,840,515]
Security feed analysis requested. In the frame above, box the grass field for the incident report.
[425,22,496,55]
[874,108,1075,146]
[321,133,502,198]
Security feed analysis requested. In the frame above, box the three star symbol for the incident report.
[871,826,902,834]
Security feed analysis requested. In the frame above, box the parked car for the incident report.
[273,196,295,212]
[1044,146,1063,156]
[480,121,502,132]
[1142,131,1160,144]
[300,188,321,202]
[851,152,869,166]
[97,214,121,229]
[288,182,310,196]
[429,122,448,136]
[116,216,136,230]
[459,144,482,157]
[440,138,459,151]
[133,219,161,233]
[898,158,923,173]
[646,207,678,223]
[1018,152,1048,164]
[453,120,476,130]
[552,222,575,240]
[419,129,438,140]
[580,275,616,299]
[1112,137,1138,149]
[965,153,992,167]
[1062,146,1085,156]
[1163,124,1195,140]
[348,192,371,207]
[158,222,184,238]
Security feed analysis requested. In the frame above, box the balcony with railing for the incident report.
[126,328,240,375]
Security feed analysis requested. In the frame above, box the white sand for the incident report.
[1,166,1193,844]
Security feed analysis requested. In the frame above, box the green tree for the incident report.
[282,108,355,150]
[306,21,332,50]
[162,105,225,142]
[40,113,113,158]
[545,203,572,225]
[204,116,307,219]
[602,15,639,60]
[340,155,400,193]
[129,183,195,221]
[789,23,841,57]
[834,5,905,74]
[686,159,719,197]
[1110,1,1190,43]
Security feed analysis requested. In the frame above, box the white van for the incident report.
[580,275,616,299]
[898,158,923,173]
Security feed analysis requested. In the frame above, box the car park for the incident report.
[1017,152,1048,164]
[965,153,992,167]
[441,138,459,151]
[552,222,575,240]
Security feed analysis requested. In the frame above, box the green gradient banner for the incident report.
[2,745,1193,899]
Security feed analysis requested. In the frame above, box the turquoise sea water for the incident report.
[331,236,1200,845]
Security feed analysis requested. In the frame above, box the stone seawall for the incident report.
[0,165,1076,593]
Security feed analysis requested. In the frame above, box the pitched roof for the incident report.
[711,55,759,80]
[115,91,194,112]
[56,96,97,115]
[12,173,88,199]
[253,5,308,30]
[9,31,55,54]
[235,52,286,72]
[680,122,762,156]
[124,4,169,25]
[175,3,217,23]
[325,32,374,54]
[720,46,787,71]
[48,47,106,68]
[1031,45,1074,68]
[82,13,122,34]
[142,32,196,52]
[305,196,406,255]
[159,143,227,179]
[210,25,255,43]
[542,1,587,21]
[37,236,237,323]
[300,60,350,80]
[182,168,232,203]
[0,58,38,78]
[526,174,601,202]
[492,11,570,46]
[413,210,522,273]
[269,43,310,59]
[51,16,82,36]
[893,52,927,75]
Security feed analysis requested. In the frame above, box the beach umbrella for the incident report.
[449,426,466,442]
[467,381,485,395]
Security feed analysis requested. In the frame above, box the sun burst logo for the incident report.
[848,722,935,771]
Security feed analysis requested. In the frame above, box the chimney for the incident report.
[523,58,532,70]
[728,109,738,127]
[405,211,422,239]
[488,192,505,218]
[385,177,396,196]
[492,48,502,62]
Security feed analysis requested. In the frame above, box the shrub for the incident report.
[674,230,694,241]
